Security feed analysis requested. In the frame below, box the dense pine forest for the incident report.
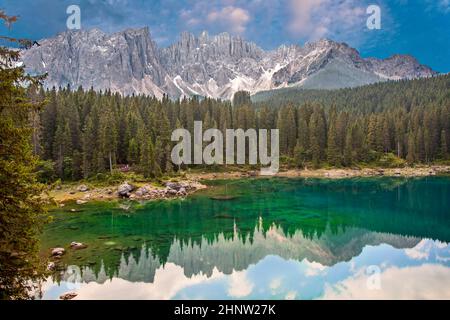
[32,74,450,182]
[252,75,450,113]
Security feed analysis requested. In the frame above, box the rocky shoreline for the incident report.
[51,180,207,206]
[186,165,450,180]
[276,165,450,179]
[51,166,450,206]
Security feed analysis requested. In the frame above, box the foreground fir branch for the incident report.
[0,11,48,300]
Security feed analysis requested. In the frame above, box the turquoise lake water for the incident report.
[39,177,450,300]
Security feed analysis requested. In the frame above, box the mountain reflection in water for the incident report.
[39,177,450,300]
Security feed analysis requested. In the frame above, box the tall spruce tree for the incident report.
[0,12,48,299]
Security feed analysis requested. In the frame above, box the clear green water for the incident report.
[39,177,450,300]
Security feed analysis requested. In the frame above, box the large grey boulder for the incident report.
[77,185,89,192]
[118,182,135,198]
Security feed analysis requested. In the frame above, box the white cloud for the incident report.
[322,264,450,300]
[288,0,367,41]
[50,263,225,300]
[303,259,327,276]
[405,239,449,261]
[285,291,297,300]
[425,0,450,14]
[227,270,254,297]
[269,277,283,293]
[179,9,201,26]
[207,6,251,34]
[404,239,431,260]
[437,0,450,13]
[288,0,326,37]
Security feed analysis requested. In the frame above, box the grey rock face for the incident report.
[21,28,438,100]
[22,27,167,98]
[366,54,437,80]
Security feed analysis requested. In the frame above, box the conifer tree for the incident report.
[343,127,353,166]
[0,12,47,299]
[327,122,341,166]
[441,130,448,159]
[406,133,416,164]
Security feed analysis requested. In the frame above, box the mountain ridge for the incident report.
[21,27,438,100]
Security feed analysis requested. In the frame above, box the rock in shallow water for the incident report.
[47,262,56,271]
[70,242,88,250]
[51,248,65,256]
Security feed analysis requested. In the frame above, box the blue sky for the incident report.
[1,0,449,72]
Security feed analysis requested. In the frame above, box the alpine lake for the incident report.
[38,176,450,300]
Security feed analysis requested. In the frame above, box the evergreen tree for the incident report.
[406,133,416,164]
[0,12,47,299]
[343,127,353,166]
[232,91,252,107]
[293,139,306,168]
[309,107,327,166]
[327,122,341,166]
[441,130,448,159]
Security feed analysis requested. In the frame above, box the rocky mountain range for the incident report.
[21,27,438,100]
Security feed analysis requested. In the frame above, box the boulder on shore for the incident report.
[118,182,135,198]
[165,182,182,191]
[166,188,178,196]
[77,185,89,192]
[135,186,150,197]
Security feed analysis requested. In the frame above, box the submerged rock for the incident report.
[51,248,65,257]
[70,242,87,250]
[76,200,87,205]
[47,262,56,271]
[210,195,238,201]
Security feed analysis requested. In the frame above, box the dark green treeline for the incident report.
[32,75,450,181]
